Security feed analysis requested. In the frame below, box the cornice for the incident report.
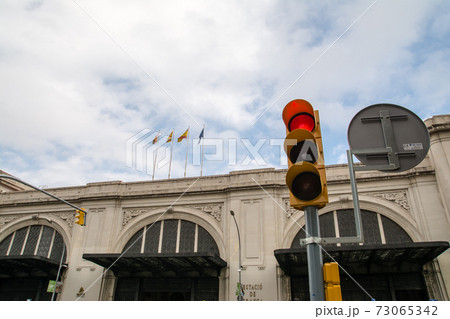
[0,165,435,209]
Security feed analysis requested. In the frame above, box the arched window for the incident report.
[0,225,66,262]
[291,209,412,248]
[0,225,67,301]
[88,219,224,301]
[279,209,442,301]
[122,219,219,255]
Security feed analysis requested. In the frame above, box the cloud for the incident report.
[0,0,449,187]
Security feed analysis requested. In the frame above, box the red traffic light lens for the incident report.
[291,172,322,201]
[289,113,315,132]
[282,99,315,132]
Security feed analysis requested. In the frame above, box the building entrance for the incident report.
[114,277,219,301]
[0,225,67,301]
[83,219,226,301]
[275,210,449,301]
[290,272,428,301]
[0,277,54,301]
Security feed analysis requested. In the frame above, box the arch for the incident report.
[0,214,71,260]
[0,226,67,263]
[290,210,414,249]
[282,196,424,248]
[0,215,70,301]
[280,197,442,301]
[115,206,225,259]
[122,219,220,256]
[106,207,226,301]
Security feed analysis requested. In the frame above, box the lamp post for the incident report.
[230,210,243,301]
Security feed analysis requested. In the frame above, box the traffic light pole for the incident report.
[304,205,325,301]
[0,174,87,215]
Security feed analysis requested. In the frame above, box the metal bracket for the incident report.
[300,237,323,245]
[301,236,364,245]
[354,110,416,171]
[321,236,363,244]
[300,149,364,247]
[351,148,397,171]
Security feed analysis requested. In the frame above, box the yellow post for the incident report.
[323,262,342,301]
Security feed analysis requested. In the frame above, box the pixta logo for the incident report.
[126,129,172,176]
[125,129,317,177]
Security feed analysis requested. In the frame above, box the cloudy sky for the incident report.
[1,0,449,188]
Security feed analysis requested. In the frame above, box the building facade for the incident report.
[0,115,449,301]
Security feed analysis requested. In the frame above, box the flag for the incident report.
[177,128,189,142]
[198,128,204,144]
[152,132,160,144]
[166,131,173,143]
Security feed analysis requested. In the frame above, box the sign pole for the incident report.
[51,245,66,301]
[304,205,325,301]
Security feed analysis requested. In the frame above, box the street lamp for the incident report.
[230,210,243,301]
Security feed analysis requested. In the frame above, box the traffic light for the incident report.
[323,262,342,301]
[282,99,328,210]
[74,209,86,226]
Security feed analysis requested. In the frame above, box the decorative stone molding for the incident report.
[0,216,19,230]
[283,198,298,219]
[56,212,77,228]
[370,191,410,211]
[0,212,77,230]
[122,209,151,226]
[121,204,224,226]
[187,204,223,222]
[339,195,350,203]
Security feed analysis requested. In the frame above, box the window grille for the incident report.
[123,219,219,256]
[290,210,412,248]
[0,225,66,262]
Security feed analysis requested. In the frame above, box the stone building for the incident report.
[0,115,449,301]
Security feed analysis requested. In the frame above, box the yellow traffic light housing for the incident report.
[323,262,342,301]
[74,209,86,226]
[283,99,328,210]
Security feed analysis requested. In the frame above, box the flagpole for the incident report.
[200,124,205,177]
[168,129,174,179]
[152,131,160,180]
[184,127,190,178]
[152,147,157,180]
